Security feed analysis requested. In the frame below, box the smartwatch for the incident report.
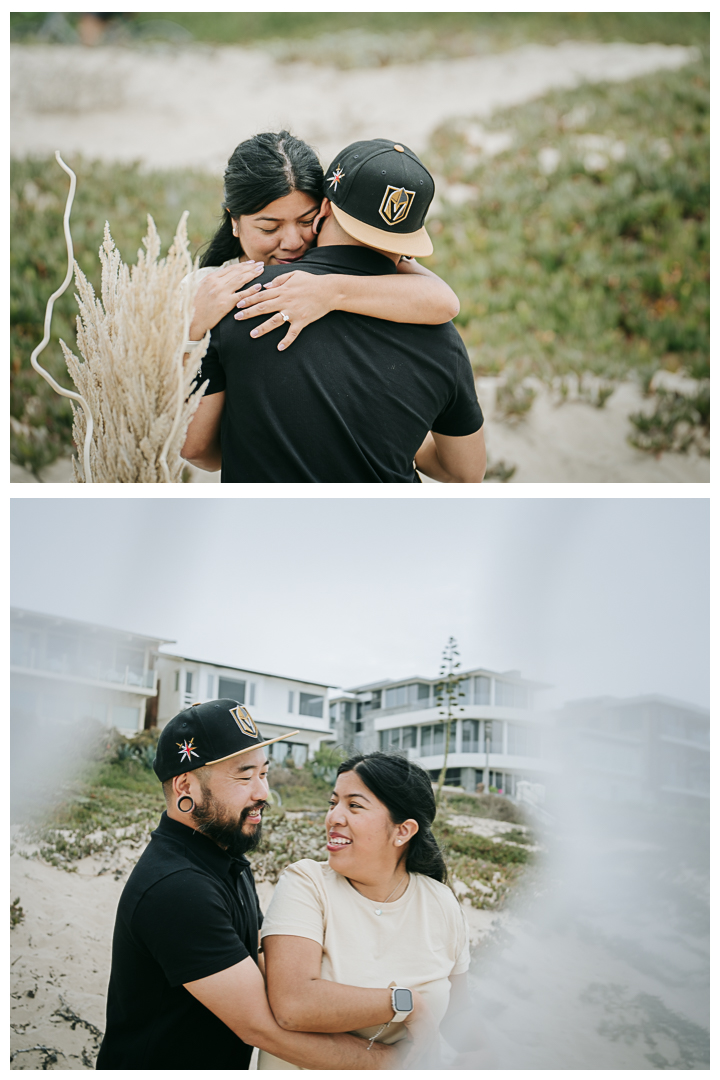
[391,986,414,1022]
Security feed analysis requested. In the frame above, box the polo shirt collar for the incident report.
[154,811,251,880]
[300,244,397,276]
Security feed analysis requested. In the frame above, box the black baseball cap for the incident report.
[153,698,299,783]
[324,139,434,258]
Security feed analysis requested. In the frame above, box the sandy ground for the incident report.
[11,40,698,172]
[10,375,709,484]
[11,38,706,485]
[10,841,502,1069]
[12,844,708,1070]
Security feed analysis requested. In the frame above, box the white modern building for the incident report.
[329,667,553,796]
[154,653,333,767]
[11,607,169,735]
[553,694,710,804]
[10,609,334,767]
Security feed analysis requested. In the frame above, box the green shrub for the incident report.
[434,818,530,866]
[425,57,709,425]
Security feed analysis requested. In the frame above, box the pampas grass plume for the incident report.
[60,212,208,482]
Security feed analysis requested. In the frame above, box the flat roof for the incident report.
[346,667,550,693]
[158,650,333,688]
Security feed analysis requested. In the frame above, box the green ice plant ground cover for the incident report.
[10,49,708,473]
[10,12,709,54]
[11,739,533,910]
[424,56,709,451]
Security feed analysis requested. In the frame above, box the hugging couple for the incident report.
[96,699,479,1069]
[181,132,486,483]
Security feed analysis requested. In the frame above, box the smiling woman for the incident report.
[258,752,482,1069]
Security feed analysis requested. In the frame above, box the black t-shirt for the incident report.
[199,246,484,483]
[95,813,262,1070]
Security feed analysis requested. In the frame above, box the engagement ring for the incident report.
[280,312,290,323]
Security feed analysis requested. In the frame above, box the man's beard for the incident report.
[193,781,265,856]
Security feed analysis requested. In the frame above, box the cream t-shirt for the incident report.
[258,858,469,1068]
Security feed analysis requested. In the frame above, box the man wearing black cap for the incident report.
[95,700,402,1069]
[182,138,486,483]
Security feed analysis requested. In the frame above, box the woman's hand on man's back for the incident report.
[189,261,265,340]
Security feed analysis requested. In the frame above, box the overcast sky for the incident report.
[10,498,709,710]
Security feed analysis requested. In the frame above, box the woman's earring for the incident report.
[177,795,195,814]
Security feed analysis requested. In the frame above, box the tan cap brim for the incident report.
[330,202,433,258]
[206,730,301,767]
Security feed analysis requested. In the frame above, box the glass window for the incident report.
[660,742,709,793]
[271,741,308,768]
[380,730,389,750]
[249,683,256,707]
[300,693,324,718]
[117,646,145,679]
[174,670,179,692]
[218,677,246,702]
[474,675,491,705]
[386,685,408,709]
[431,722,456,755]
[113,705,140,731]
[342,701,354,725]
[402,726,417,749]
[185,671,193,694]
[288,691,294,713]
[462,719,479,753]
[420,726,433,756]
[385,683,432,709]
[495,681,528,708]
[329,704,338,729]
[389,727,401,748]
[507,723,541,757]
[371,690,382,711]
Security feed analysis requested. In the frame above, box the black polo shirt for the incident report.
[95,812,262,1070]
[199,245,484,483]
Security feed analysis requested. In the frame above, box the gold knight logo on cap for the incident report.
[379,185,416,226]
[229,704,258,737]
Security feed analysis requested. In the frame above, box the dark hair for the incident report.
[199,130,324,268]
[337,752,448,884]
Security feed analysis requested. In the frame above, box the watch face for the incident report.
[394,988,413,1013]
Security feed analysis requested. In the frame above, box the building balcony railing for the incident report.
[12,657,156,692]
[377,699,434,717]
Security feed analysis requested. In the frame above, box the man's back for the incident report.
[199,246,484,483]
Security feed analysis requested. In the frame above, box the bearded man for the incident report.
[95,699,401,1069]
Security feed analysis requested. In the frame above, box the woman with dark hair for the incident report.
[257,752,474,1069]
[187,131,460,352]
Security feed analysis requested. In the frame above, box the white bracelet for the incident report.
[184,339,204,350]
[366,1022,389,1050]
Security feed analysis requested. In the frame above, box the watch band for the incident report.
[391,986,414,1022]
